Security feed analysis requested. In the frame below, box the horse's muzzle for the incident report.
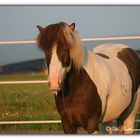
[48,77,62,92]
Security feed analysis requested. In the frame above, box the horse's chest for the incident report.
[62,106,89,126]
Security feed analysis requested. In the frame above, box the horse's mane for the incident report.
[37,22,84,71]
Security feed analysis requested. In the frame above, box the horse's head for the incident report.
[36,22,84,92]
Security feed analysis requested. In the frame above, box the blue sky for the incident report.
[0,6,140,65]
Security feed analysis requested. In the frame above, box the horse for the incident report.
[36,22,140,134]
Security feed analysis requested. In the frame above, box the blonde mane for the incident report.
[62,23,84,71]
[69,32,84,71]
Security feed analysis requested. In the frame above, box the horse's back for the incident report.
[93,43,128,57]
[93,43,140,93]
[84,43,140,122]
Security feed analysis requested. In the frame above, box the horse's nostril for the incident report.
[48,81,51,87]
[58,78,62,85]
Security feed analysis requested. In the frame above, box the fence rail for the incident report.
[0,120,61,125]
[0,35,140,127]
[0,120,140,125]
[0,80,48,85]
[0,35,140,45]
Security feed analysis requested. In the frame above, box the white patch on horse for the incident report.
[84,44,132,122]
[49,45,65,80]
[93,43,128,58]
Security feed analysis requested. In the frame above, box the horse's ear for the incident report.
[69,23,75,31]
[36,25,44,32]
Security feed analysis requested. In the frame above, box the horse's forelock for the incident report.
[37,22,70,50]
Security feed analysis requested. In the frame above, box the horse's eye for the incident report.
[62,50,70,67]
[62,48,69,52]
[45,51,52,68]
[57,48,70,67]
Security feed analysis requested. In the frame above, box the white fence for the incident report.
[0,36,140,126]
[0,36,140,45]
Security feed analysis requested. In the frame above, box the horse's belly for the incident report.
[102,88,131,122]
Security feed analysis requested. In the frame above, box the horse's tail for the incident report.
[137,51,140,86]
[139,52,140,79]
[138,50,140,100]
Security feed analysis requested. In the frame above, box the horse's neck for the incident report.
[83,49,96,65]
[62,51,98,97]
[60,66,85,97]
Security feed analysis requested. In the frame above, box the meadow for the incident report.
[0,73,62,134]
[0,73,140,134]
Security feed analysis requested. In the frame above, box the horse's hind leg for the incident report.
[123,89,140,134]
[117,87,140,134]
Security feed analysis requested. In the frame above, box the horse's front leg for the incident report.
[62,118,78,134]
[85,117,99,134]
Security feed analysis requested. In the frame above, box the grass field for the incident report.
[0,73,140,134]
[0,73,62,133]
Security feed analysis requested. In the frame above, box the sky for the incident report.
[0,6,140,65]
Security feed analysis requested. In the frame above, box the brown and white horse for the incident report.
[36,22,140,134]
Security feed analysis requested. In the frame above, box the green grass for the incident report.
[0,72,47,81]
[0,73,140,134]
[0,73,62,133]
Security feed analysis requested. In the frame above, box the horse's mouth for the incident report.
[50,86,62,93]
[48,81,63,93]
[50,82,63,92]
